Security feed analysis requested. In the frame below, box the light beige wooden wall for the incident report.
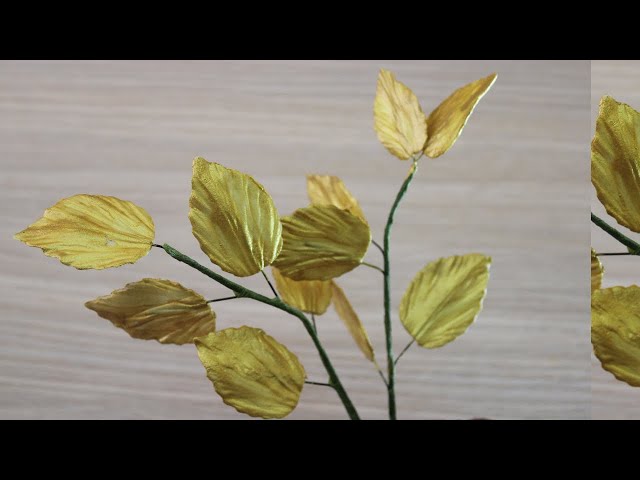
[0,60,590,419]
[591,60,640,419]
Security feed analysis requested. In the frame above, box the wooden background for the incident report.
[0,60,590,419]
[591,60,640,419]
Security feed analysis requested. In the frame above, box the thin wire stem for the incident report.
[371,239,385,256]
[261,270,280,298]
[597,252,633,256]
[362,262,385,274]
[206,296,239,303]
[305,380,334,388]
[311,313,317,334]
[394,339,415,366]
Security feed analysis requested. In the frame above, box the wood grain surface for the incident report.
[0,60,590,419]
[591,60,640,419]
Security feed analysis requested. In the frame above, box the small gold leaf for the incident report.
[272,267,332,315]
[272,205,371,281]
[307,174,366,222]
[85,278,215,345]
[14,194,154,269]
[591,248,603,294]
[373,69,427,160]
[400,254,491,348]
[591,96,640,233]
[195,327,306,419]
[424,73,497,158]
[189,157,283,277]
[331,281,375,363]
[592,286,640,387]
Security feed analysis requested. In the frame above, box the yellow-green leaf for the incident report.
[195,327,306,418]
[189,157,283,277]
[272,205,371,281]
[373,69,427,160]
[85,278,215,345]
[400,254,491,348]
[331,281,375,363]
[272,267,332,315]
[14,194,154,269]
[424,73,497,158]
[592,286,640,387]
[591,248,603,294]
[591,96,640,233]
[307,174,366,222]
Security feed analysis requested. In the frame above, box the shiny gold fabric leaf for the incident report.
[592,286,640,387]
[591,96,640,233]
[195,326,306,418]
[331,281,375,363]
[373,69,427,160]
[189,157,282,277]
[424,73,497,158]
[85,278,215,345]
[591,248,603,294]
[400,254,491,348]
[307,175,366,222]
[14,194,154,269]
[272,267,332,315]
[272,205,371,281]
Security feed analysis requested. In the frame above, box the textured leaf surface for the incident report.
[307,174,366,222]
[189,157,282,277]
[591,96,640,233]
[273,205,371,281]
[400,254,491,348]
[272,267,332,315]
[373,69,427,160]
[85,278,215,345]
[331,281,375,362]
[592,286,640,387]
[195,327,306,418]
[424,73,497,158]
[14,194,154,269]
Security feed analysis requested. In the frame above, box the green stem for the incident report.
[362,261,385,274]
[383,158,420,420]
[159,243,360,420]
[591,213,640,253]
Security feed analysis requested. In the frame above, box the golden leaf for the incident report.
[424,73,497,158]
[85,278,215,345]
[271,267,332,315]
[195,326,306,418]
[373,69,427,160]
[399,254,491,348]
[272,205,371,281]
[189,157,283,277]
[591,248,603,294]
[592,286,640,387]
[331,281,375,363]
[14,194,154,269]
[591,96,640,233]
[307,174,366,222]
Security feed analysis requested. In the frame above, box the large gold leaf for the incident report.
[272,205,371,281]
[195,327,306,418]
[591,248,603,294]
[592,286,640,387]
[271,267,332,315]
[591,96,640,232]
[373,69,427,160]
[331,281,375,363]
[399,254,491,348]
[85,278,215,345]
[14,194,154,269]
[307,174,366,222]
[189,157,283,277]
[424,73,497,158]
